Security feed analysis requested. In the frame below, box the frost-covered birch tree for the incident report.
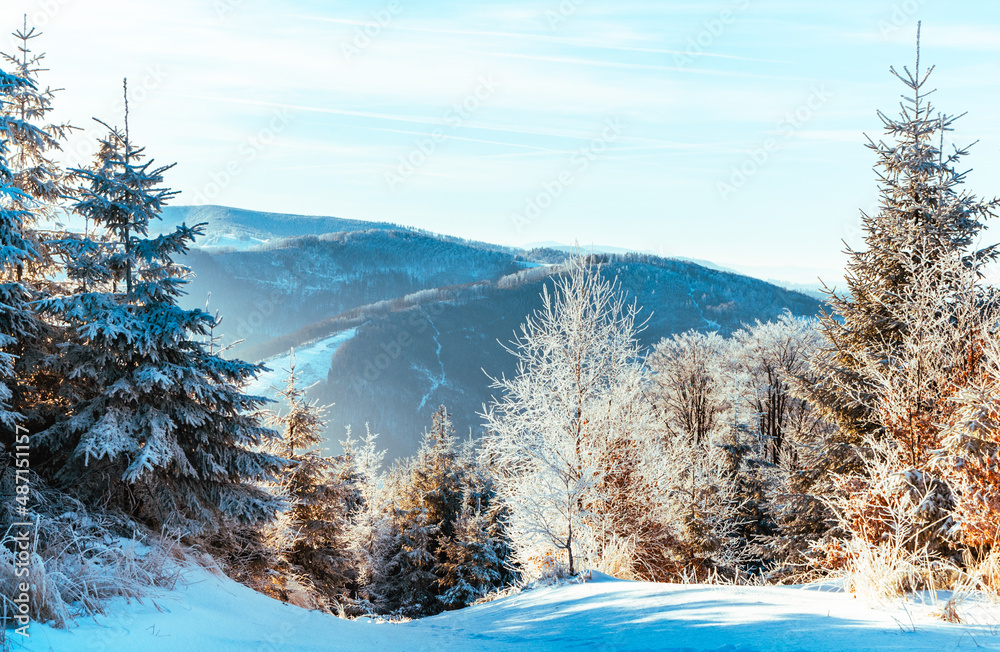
[481,257,660,577]
[646,330,743,576]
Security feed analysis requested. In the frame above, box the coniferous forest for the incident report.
[3,12,1000,651]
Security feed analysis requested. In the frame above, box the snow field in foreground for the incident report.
[13,564,1000,652]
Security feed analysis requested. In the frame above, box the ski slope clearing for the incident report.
[245,329,357,400]
[14,566,1000,652]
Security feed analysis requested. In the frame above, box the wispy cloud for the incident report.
[1,0,998,271]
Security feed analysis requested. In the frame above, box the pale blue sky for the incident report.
[4,1,1000,284]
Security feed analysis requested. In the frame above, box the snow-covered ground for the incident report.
[245,329,357,400]
[14,566,1000,652]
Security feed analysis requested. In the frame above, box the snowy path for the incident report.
[16,566,1000,652]
[245,329,357,400]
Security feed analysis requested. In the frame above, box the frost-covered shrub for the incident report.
[820,436,961,599]
[936,334,1000,552]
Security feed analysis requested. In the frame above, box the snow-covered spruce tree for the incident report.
[1,18,74,252]
[482,257,664,579]
[267,356,355,605]
[435,432,516,607]
[409,406,464,541]
[342,424,396,615]
[377,496,439,618]
[1,19,75,438]
[37,103,280,533]
[321,429,367,601]
[805,29,997,454]
[800,33,1000,582]
[366,406,515,615]
[0,66,39,432]
[371,406,463,616]
[435,488,510,609]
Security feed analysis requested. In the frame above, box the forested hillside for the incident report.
[177,228,525,354]
[315,256,820,460]
[167,208,821,460]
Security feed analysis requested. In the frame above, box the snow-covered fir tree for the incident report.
[806,27,997,451]
[435,489,509,609]
[320,428,367,598]
[341,424,396,615]
[801,29,999,580]
[371,406,463,616]
[376,493,439,617]
[37,98,280,533]
[363,406,514,616]
[267,355,354,603]
[0,65,46,431]
[434,413,515,607]
[409,406,464,541]
[1,19,76,439]
[1,18,74,236]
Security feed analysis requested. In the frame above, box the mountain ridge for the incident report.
[167,205,825,459]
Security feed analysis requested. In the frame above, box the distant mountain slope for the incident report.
[178,229,525,355]
[167,206,824,460]
[158,205,405,249]
[314,255,822,460]
[523,240,840,297]
[160,205,525,258]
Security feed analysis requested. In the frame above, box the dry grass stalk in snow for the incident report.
[0,512,183,628]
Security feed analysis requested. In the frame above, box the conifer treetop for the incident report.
[807,23,999,446]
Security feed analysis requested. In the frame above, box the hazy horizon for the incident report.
[4,1,1000,284]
